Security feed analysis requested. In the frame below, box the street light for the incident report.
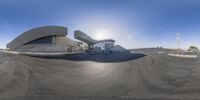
[176,33,180,55]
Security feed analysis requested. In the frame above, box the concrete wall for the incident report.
[55,36,76,46]
[54,36,83,52]
[14,44,68,53]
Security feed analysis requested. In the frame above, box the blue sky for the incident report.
[0,0,200,49]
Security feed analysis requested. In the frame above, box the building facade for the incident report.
[7,26,82,52]
[74,30,124,53]
[7,26,125,53]
[93,39,115,52]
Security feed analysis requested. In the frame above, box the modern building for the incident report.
[7,26,83,52]
[7,26,125,53]
[93,39,115,52]
[74,30,125,53]
[74,30,96,50]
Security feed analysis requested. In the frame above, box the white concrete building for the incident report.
[93,39,115,52]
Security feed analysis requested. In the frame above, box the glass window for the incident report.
[25,36,53,45]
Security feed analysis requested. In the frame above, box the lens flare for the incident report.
[93,29,109,40]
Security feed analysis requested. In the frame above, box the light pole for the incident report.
[176,33,180,55]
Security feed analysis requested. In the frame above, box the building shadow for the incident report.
[45,52,146,63]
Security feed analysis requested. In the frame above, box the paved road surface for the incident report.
[0,52,200,100]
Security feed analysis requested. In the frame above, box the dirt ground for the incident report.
[0,51,200,100]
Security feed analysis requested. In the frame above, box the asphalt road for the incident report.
[0,52,200,100]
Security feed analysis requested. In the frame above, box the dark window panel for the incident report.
[25,36,53,45]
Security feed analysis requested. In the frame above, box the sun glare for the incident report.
[93,29,109,40]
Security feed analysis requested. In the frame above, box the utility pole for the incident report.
[176,33,180,55]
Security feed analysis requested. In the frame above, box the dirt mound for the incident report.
[111,45,128,52]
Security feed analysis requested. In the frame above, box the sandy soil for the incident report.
[0,51,200,100]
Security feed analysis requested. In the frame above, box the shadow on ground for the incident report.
[38,52,146,63]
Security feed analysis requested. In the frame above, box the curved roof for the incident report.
[7,26,68,50]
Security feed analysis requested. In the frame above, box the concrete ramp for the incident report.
[74,30,96,45]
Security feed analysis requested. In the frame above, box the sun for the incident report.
[93,29,109,40]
